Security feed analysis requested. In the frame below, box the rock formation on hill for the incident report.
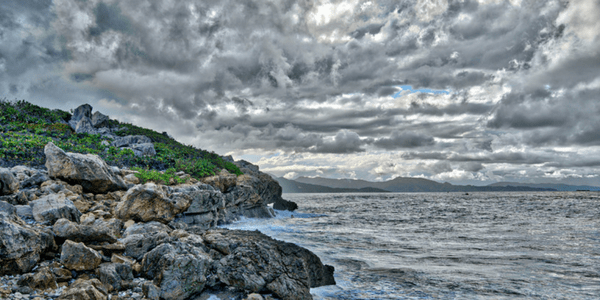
[0,105,333,300]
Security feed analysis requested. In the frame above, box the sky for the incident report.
[2,0,600,186]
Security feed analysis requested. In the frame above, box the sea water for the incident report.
[223,192,600,299]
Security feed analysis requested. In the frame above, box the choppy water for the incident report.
[224,192,600,299]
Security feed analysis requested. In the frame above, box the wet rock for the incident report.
[44,142,127,194]
[60,240,102,271]
[58,278,107,300]
[115,183,191,224]
[53,218,123,243]
[0,202,55,275]
[96,262,133,292]
[202,229,335,300]
[30,193,81,224]
[0,168,19,196]
[141,242,210,300]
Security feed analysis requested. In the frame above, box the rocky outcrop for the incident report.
[111,135,156,157]
[45,142,127,193]
[53,217,123,243]
[235,160,298,211]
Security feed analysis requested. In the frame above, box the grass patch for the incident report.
[0,99,242,180]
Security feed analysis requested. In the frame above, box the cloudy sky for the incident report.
[2,0,600,185]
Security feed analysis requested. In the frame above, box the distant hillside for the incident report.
[489,182,600,191]
[276,177,389,193]
[293,176,555,193]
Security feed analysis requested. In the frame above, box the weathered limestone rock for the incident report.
[124,174,140,184]
[20,171,50,189]
[68,104,93,131]
[0,201,55,275]
[111,135,152,148]
[0,168,19,196]
[58,278,108,300]
[178,184,224,228]
[96,262,133,291]
[91,111,110,128]
[130,143,156,157]
[202,229,335,300]
[44,142,127,193]
[141,241,211,300]
[30,193,82,224]
[200,170,237,193]
[121,221,172,260]
[235,160,297,211]
[53,218,123,243]
[17,267,58,290]
[60,240,102,271]
[75,117,96,134]
[115,183,191,224]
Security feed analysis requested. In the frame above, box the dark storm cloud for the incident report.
[4,0,600,183]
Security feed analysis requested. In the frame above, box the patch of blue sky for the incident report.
[392,85,451,98]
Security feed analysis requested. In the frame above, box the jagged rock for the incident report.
[15,205,33,220]
[53,218,123,243]
[91,111,110,128]
[234,161,297,211]
[224,184,275,219]
[122,231,171,261]
[0,168,19,196]
[20,171,50,189]
[179,184,224,228]
[123,220,172,237]
[96,262,133,291]
[130,143,156,157]
[111,135,152,148]
[141,241,211,300]
[201,170,237,193]
[58,278,108,300]
[142,282,161,300]
[44,142,127,193]
[202,229,335,300]
[0,201,55,275]
[60,240,102,271]
[75,117,96,134]
[115,183,191,224]
[68,104,93,130]
[30,193,82,224]
[124,174,140,184]
[52,266,73,282]
[17,267,57,290]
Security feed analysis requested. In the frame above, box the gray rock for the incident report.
[30,193,81,224]
[115,183,191,224]
[20,171,49,189]
[111,135,152,148]
[53,218,123,243]
[121,231,171,261]
[17,267,57,290]
[74,117,97,134]
[60,240,102,271]
[0,203,55,275]
[14,205,33,220]
[141,242,210,300]
[142,282,160,300]
[202,229,335,300]
[68,104,93,130]
[44,142,127,193]
[96,262,133,292]
[123,221,172,237]
[129,143,156,157]
[0,168,19,196]
[91,111,110,128]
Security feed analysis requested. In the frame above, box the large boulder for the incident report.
[200,170,237,193]
[30,193,82,224]
[141,241,211,300]
[0,201,55,275]
[234,160,297,211]
[96,262,133,292]
[68,104,93,130]
[0,168,19,196]
[111,135,152,148]
[115,183,192,224]
[53,218,123,243]
[202,229,335,300]
[178,184,224,228]
[44,142,127,193]
[121,221,172,261]
[60,240,102,271]
[74,117,96,134]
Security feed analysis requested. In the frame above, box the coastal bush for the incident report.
[0,99,243,179]
[131,167,187,185]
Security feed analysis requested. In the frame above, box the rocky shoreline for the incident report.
[0,141,334,299]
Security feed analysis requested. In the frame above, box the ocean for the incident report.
[223,192,600,299]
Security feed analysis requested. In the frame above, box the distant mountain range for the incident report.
[276,176,600,193]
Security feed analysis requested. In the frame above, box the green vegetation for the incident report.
[0,99,242,183]
[131,167,187,185]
